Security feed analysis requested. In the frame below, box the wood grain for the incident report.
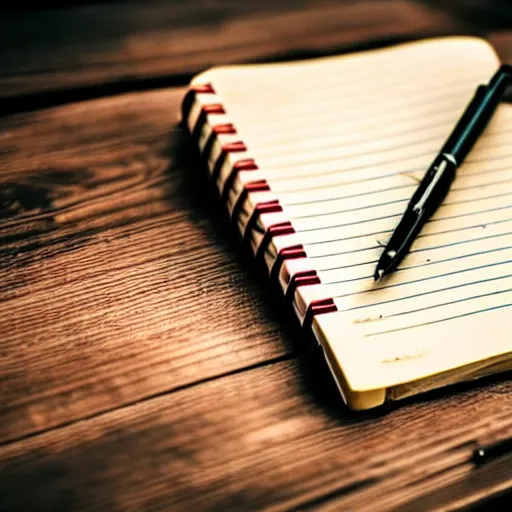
[2,3,512,510]
[0,0,457,101]
[0,89,294,445]
[489,31,512,63]
[0,358,510,511]
[432,0,512,29]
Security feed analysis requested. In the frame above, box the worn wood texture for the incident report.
[489,31,512,63]
[1,64,512,512]
[431,0,512,29]
[0,90,293,445]
[2,1,512,510]
[0,358,511,511]
[0,0,457,100]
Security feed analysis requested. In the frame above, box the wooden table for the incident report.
[1,2,511,510]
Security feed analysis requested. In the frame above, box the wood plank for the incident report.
[0,88,293,445]
[432,0,512,30]
[0,0,458,101]
[0,358,510,511]
[2,27,512,449]
[11,31,512,444]
[489,31,512,64]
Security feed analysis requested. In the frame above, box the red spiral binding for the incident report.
[303,298,338,348]
[255,221,296,264]
[219,159,259,204]
[270,245,307,283]
[213,123,237,134]
[284,270,322,304]
[182,83,338,331]
[242,206,285,246]
[210,142,251,190]
[245,180,271,193]
[191,84,215,94]
[191,104,226,141]
[181,83,216,124]
[222,141,247,152]
[230,179,271,224]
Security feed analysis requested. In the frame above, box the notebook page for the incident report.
[190,37,511,403]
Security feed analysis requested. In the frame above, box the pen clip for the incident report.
[412,155,456,214]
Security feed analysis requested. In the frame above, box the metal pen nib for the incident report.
[374,268,384,283]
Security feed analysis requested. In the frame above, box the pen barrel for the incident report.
[440,86,490,162]
[408,155,456,217]
[442,67,509,164]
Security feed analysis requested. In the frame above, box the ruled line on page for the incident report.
[335,258,512,300]
[281,162,512,207]
[324,244,512,285]
[320,251,512,304]
[289,174,512,220]
[286,178,512,230]
[313,231,512,279]
[294,196,512,234]
[328,274,512,335]
[224,68,492,133]
[342,273,512,313]
[279,198,512,250]
[352,284,512,330]
[242,83,479,140]
[241,104,484,159]
[306,216,512,258]
[312,226,512,270]
[207,39,494,99]
[222,63,487,114]
[216,60,488,115]
[253,110,462,163]
[303,221,485,251]
[254,124,512,175]
[252,140,512,185]
[257,126,460,170]
[249,105,470,157]
[246,90,510,149]
[365,302,512,337]
[233,70,501,149]
[264,154,512,194]
[363,287,512,337]
[254,148,512,199]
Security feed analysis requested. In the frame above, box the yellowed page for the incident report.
[190,37,511,408]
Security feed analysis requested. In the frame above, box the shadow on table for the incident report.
[171,122,512,426]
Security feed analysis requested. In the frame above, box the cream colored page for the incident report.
[193,37,512,391]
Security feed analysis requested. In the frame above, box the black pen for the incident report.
[374,64,512,282]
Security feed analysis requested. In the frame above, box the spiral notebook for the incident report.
[181,37,512,410]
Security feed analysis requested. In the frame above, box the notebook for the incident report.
[181,37,512,410]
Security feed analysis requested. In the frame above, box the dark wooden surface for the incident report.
[0,1,457,102]
[1,2,511,510]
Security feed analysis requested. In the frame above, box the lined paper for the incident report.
[192,37,512,407]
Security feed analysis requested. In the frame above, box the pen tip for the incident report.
[374,269,384,283]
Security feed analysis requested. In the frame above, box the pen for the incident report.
[374,64,512,282]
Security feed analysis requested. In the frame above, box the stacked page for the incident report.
[181,37,512,410]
